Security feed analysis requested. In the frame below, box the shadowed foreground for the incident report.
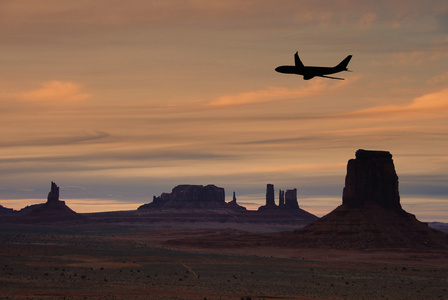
[0,224,447,299]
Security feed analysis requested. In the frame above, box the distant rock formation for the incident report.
[295,149,448,249]
[343,149,401,210]
[265,184,276,208]
[17,182,86,223]
[285,188,299,209]
[279,190,285,207]
[47,181,60,203]
[138,184,246,210]
[227,191,246,210]
[0,204,15,215]
[259,184,301,211]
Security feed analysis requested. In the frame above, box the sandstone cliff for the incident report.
[295,149,448,249]
[138,184,246,210]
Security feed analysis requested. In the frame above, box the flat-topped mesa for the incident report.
[342,149,401,210]
[139,184,245,210]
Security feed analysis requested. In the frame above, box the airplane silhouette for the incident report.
[275,52,352,80]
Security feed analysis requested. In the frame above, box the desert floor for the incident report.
[0,223,447,299]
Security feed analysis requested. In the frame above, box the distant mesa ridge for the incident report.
[137,183,317,225]
[138,184,246,210]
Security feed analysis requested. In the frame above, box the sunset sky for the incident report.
[1,1,448,221]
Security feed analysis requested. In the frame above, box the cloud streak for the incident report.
[17,81,90,102]
[207,81,348,107]
[333,88,448,119]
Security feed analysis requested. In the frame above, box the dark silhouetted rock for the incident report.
[279,190,285,207]
[258,184,277,211]
[138,184,244,210]
[259,185,303,212]
[284,188,299,209]
[17,182,86,223]
[47,181,60,203]
[342,149,401,210]
[227,191,246,211]
[266,184,276,207]
[294,149,448,249]
[0,204,15,215]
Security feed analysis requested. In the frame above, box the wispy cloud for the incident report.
[207,82,336,107]
[332,88,448,119]
[17,81,90,102]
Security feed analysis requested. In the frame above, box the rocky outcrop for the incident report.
[259,184,302,211]
[265,184,276,207]
[284,188,299,209]
[342,149,401,210]
[47,181,60,203]
[258,184,276,211]
[227,192,246,211]
[18,182,86,223]
[138,184,245,210]
[0,204,15,215]
[279,190,285,207]
[294,149,448,249]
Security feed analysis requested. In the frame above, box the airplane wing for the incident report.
[318,75,345,80]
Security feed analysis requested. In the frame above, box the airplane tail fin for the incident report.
[294,52,305,70]
[335,55,352,71]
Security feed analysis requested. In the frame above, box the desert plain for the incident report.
[1,221,447,300]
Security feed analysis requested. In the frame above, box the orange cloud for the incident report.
[207,82,330,107]
[336,88,448,119]
[17,81,90,102]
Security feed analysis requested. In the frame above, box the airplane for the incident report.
[275,52,352,80]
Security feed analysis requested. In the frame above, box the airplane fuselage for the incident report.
[275,66,337,78]
[275,52,352,80]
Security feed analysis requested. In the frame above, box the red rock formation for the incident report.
[265,184,276,207]
[47,181,60,204]
[0,204,15,215]
[279,190,285,207]
[284,188,299,209]
[139,184,245,210]
[342,149,401,210]
[294,149,448,249]
[17,182,86,223]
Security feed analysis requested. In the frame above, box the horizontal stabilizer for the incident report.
[318,75,345,80]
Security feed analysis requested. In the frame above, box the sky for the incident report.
[1,0,448,221]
